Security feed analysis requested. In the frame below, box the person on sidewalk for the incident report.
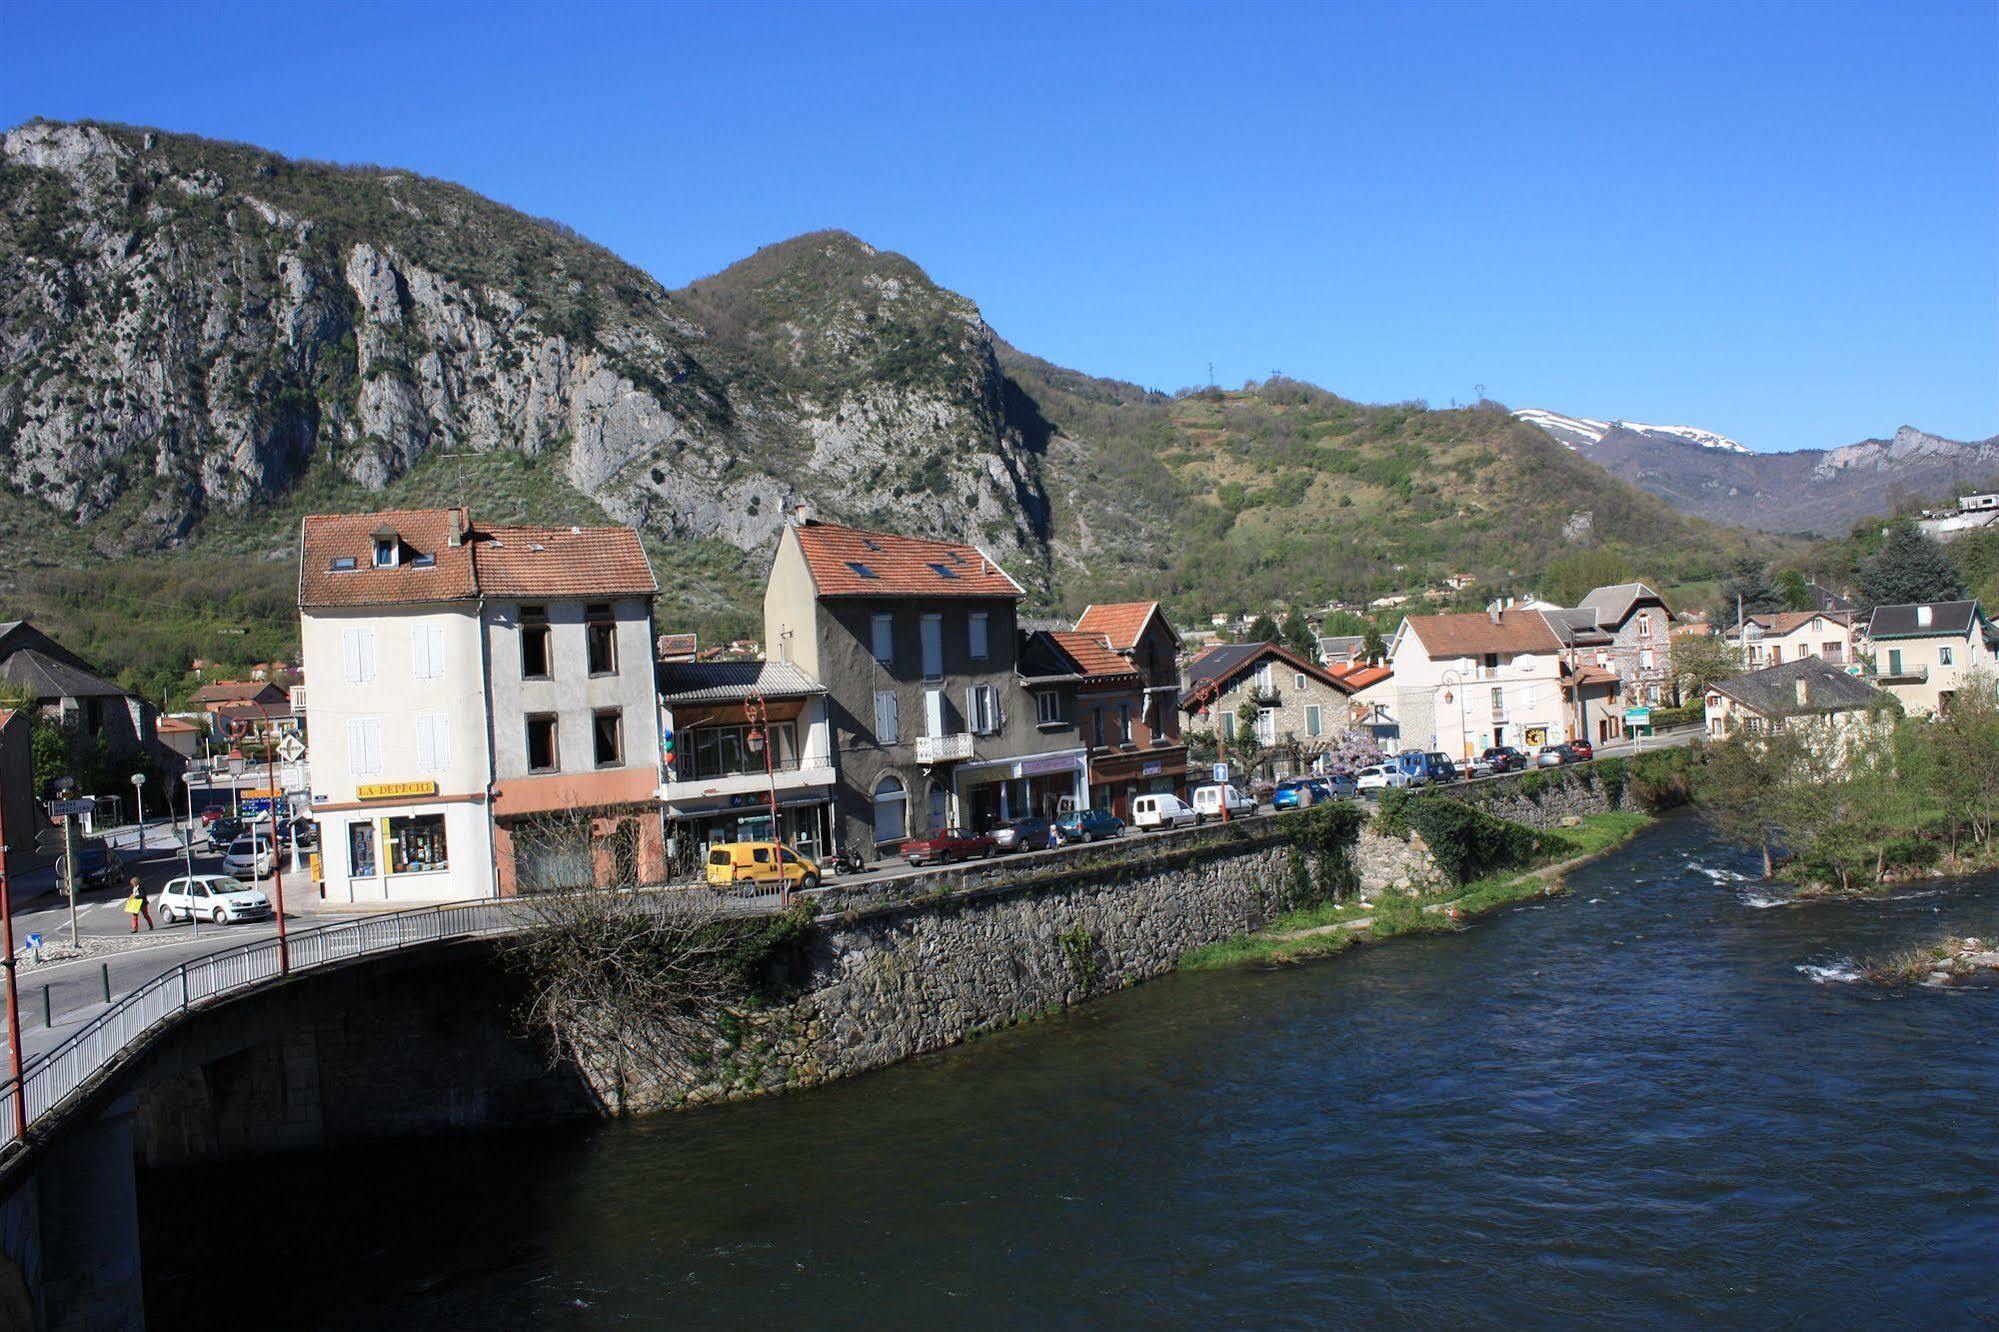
[124,877,154,932]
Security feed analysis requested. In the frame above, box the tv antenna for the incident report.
[1474,383,1486,403]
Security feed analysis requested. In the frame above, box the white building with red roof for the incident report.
[298,507,664,902]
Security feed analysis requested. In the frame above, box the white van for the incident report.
[1189,784,1255,821]
[1131,793,1197,830]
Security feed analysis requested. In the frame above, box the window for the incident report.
[411,624,446,680]
[329,556,357,573]
[340,627,377,684]
[872,613,894,665]
[1091,705,1105,747]
[873,690,900,744]
[873,775,907,843]
[592,710,623,767]
[373,537,398,568]
[1220,712,1237,741]
[415,714,452,772]
[845,561,879,580]
[1306,704,1323,737]
[1770,646,1783,664]
[410,551,435,568]
[348,822,378,878]
[924,689,947,738]
[586,605,616,675]
[1640,648,1655,670]
[1888,648,1903,675]
[921,614,943,681]
[681,722,796,780]
[927,562,959,580]
[966,684,1000,735]
[520,606,551,679]
[1940,646,1955,667]
[1638,612,1653,638]
[969,612,989,661]
[927,784,949,829]
[1256,709,1276,744]
[345,718,383,775]
[1824,641,1844,661]
[1255,662,1273,692]
[1117,703,1132,744]
[1491,686,1504,714]
[1295,672,1306,691]
[387,814,448,874]
[1036,690,1063,724]
[526,715,559,772]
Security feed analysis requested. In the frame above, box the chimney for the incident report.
[447,508,464,547]
[1916,604,1933,628]
[1488,606,1502,625]
[1794,676,1810,708]
[787,499,813,528]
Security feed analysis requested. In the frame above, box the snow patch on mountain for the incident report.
[1515,408,1749,455]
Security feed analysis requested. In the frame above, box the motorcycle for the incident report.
[829,845,867,877]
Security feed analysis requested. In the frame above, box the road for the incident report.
[1,729,1703,1073]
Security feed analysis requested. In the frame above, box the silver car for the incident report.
[160,874,273,925]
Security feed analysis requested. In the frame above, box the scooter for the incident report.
[829,845,867,877]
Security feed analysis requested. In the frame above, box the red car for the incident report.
[1567,739,1595,761]
[902,827,996,866]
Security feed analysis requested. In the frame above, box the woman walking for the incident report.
[124,877,154,932]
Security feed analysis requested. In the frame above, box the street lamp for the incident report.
[130,772,146,852]
[1439,668,1471,760]
[743,691,788,907]
[0,833,25,1141]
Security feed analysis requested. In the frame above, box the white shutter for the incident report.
[432,714,451,769]
[965,686,978,734]
[358,628,377,682]
[926,689,946,738]
[415,716,435,771]
[342,629,362,684]
[412,626,432,680]
[346,718,367,776]
[429,625,446,679]
[362,718,383,774]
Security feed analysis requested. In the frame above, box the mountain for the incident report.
[1516,408,1999,536]
[0,120,1784,695]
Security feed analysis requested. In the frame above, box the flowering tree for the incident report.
[1315,731,1385,779]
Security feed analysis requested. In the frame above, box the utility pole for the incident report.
[262,723,289,974]
[0,816,26,1141]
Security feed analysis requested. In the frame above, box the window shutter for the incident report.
[363,719,383,774]
[342,630,361,683]
[358,629,377,682]
[433,715,451,769]
[412,626,431,680]
[926,689,945,738]
[887,691,899,743]
[415,716,436,771]
[346,718,367,775]
[964,686,978,734]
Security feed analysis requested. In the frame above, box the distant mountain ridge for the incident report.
[0,119,1783,669]
[1516,409,1999,536]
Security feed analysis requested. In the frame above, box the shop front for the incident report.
[1086,747,1190,821]
[951,748,1087,831]
[313,780,494,904]
[664,789,835,877]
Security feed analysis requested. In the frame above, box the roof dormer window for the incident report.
[374,537,399,569]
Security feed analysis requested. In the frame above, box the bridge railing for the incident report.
[0,899,521,1157]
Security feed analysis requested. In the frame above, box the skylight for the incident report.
[329,556,357,572]
[846,561,879,580]
[861,539,883,552]
[928,563,959,580]
[946,550,965,565]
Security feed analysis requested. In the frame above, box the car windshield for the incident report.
[207,878,250,894]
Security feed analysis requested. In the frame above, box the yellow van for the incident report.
[705,842,822,890]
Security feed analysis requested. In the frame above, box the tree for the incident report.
[1540,548,1635,606]
[1675,632,1742,701]
[1698,730,1803,879]
[1282,615,1319,663]
[1855,522,1964,611]
[1928,672,1999,852]
[1320,610,1370,638]
[1774,569,1812,611]
[1229,696,1269,782]
[1245,613,1280,645]
[1361,624,1387,664]
[1717,558,1785,624]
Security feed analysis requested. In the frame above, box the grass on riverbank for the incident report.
[1181,809,1653,971]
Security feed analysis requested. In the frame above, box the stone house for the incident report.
[1861,600,1999,717]
[1072,601,1190,810]
[1572,583,1678,707]
[1179,642,1357,780]
[1704,657,1891,764]
[762,518,1087,853]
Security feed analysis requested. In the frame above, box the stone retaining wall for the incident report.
[1447,764,1621,829]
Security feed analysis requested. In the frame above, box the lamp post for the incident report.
[1439,669,1471,760]
[259,722,290,974]
[130,772,146,852]
[181,771,199,941]
[0,830,25,1141]
[743,691,787,907]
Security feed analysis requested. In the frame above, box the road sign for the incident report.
[48,799,93,817]
[1211,763,1230,783]
[1624,707,1652,725]
[277,733,306,764]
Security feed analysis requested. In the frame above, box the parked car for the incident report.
[1481,745,1528,774]
[1565,739,1595,762]
[207,816,245,848]
[1394,751,1452,786]
[1189,784,1255,821]
[1356,764,1413,793]
[705,842,823,890]
[1131,793,1198,830]
[198,807,227,826]
[903,827,996,865]
[1535,744,1568,768]
[1319,771,1359,799]
[58,841,124,894]
[1054,808,1125,844]
[1424,752,1462,784]
[992,816,1055,853]
[221,835,276,879]
[286,818,319,851]
[1271,778,1334,811]
[160,874,273,925]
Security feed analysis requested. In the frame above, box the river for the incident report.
[141,816,1999,1326]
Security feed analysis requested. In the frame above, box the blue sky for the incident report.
[6,0,1995,451]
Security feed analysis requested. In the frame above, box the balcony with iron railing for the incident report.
[1867,662,1929,684]
[915,732,974,764]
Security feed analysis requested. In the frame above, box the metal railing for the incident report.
[0,899,520,1158]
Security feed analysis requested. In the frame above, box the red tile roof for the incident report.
[473,524,657,600]
[192,681,283,705]
[297,509,478,608]
[1049,631,1143,683]
[298,509,655,608]
[1402,609,1563,657]
[792,521,1023,599]
[1074,602,1164,651]
[1329,663,1393,691]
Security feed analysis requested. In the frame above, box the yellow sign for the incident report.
[357,781,438,801]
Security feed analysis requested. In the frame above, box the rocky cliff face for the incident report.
[0,122,1054,573]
